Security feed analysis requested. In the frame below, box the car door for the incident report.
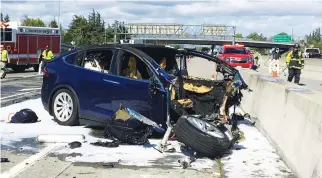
[75,48,117,123]
[177,53,188,76]
[110,49,167,126]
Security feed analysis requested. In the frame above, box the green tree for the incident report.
[63,9,109,45]
[305,27,322,50]
[235,33,243,38]
[63,15,89,45]
[0,13,3,22]
[4,14,10,22]
[86,9,105,44]
[49,19,58,28]
[21,15,45,27]
[247,32,267,41]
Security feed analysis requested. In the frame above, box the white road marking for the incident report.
[1,93,40,103]
[1,144,64,178]
[1,91,37,100]
[18,88,41,92]
[22,74,42,78]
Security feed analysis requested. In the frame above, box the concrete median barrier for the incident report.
[240,69,322,178]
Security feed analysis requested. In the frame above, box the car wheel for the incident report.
[174,115,231,158]
[51,89,79,126]
[11,66,26,73]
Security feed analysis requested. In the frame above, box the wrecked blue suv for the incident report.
[41,44,247,129]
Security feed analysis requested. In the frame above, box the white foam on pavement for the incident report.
[0,98,214,170]
[222,107,293,178]
[0,99,293,175]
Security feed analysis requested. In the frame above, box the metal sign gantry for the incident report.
[114,22,237,44]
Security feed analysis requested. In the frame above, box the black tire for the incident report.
[33,65,40,72]
[11,66,26,73]
[174,115,231,158]
[51,89,79,126]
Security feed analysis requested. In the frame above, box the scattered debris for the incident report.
[90,140,120,148]
[178,156,196,169]
[8,108,38,123]
[68,141,82,149]
[1,157,10,162]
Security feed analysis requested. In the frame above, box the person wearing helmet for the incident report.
[271,47,281,73]
[40,45,54,72]
[269,48,277,73]
[286,43,304,84]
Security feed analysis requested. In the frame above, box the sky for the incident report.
[1,0,322,39]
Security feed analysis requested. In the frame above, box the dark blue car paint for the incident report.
[42,47,168,127]
[41,45,247,128]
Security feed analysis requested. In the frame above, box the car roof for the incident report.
[77,44,182,63]
[79,44,179,52]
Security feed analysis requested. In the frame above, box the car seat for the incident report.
[122,56,142,79]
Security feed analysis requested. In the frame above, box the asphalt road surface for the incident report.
[258,56,322,92]
[1,70,42,107]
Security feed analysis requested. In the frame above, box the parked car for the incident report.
[216,45,254,68]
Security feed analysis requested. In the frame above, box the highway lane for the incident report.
[1,72,43,107]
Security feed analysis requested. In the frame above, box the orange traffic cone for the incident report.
[272,71,278,77]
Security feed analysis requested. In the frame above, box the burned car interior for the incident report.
[130,45,245,123]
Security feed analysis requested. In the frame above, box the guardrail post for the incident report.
[232,26,236,45]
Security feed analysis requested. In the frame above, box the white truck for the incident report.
[302,48,321,58]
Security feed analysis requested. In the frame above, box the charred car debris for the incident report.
[41,44,252,158]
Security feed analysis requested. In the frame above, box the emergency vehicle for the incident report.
[216,44,254,68]
[0,21,60,72]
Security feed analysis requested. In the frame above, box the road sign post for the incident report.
[273,35,292,43]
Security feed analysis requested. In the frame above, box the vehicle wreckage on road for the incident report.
[41,44,249,157]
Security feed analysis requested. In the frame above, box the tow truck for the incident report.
[0,21,60,72]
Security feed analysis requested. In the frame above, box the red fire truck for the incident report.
[0,21,60,72]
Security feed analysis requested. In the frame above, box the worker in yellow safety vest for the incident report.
[0,44,9,79]
[286,43,304,84]
[252,50,262,66]
[41,45,54,71]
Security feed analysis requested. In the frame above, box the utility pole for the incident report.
[232,26,236,45]
[291,28,294,42]
[58,0,61,53]
[114,20,118,43]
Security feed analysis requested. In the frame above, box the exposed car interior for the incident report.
[130,45,235,122]
[119,50,152,80]
[83,49,113,73]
